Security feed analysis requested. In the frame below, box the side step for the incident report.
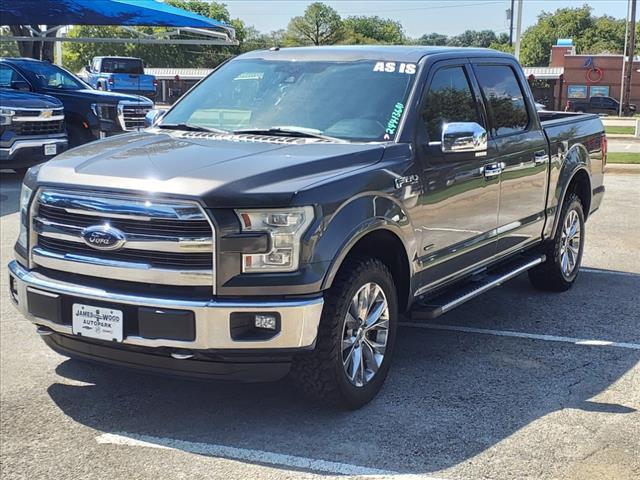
[410,254,546,320]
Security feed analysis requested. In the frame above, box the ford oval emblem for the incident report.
[81,225,126,251]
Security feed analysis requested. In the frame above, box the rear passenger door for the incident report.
[472,60,549,257]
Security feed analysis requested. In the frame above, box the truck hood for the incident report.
[35,130,386,207]
[0,88,63,109]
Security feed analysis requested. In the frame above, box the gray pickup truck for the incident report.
[8,46,606,409]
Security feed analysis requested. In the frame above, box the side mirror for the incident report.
[11,80,31,92]
[144,109,165,128]
[441,122,487,153]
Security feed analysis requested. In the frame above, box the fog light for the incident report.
[255,314,277,330]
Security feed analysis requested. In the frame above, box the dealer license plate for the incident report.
[44,144,57,156]
[72,303,123,342]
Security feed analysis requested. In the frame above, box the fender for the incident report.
[544,142,592,240]
[315,193,416,291]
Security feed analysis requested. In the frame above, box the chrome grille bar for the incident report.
[30,189,216,290]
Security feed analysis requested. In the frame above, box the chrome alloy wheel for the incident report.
[341,282,389,387]
[560,209,581,277]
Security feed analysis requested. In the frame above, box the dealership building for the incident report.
[523,39,639,111]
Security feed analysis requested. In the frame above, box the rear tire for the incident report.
[528,193,585,292]
[290,257,398,409]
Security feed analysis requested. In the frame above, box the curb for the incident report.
[607,134,640,142]
[606,164,640,175]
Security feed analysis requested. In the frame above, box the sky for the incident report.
[222,0,635,38]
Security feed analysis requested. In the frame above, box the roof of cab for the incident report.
[238,45,515,63]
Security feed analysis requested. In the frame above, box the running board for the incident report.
[410,255,546,320]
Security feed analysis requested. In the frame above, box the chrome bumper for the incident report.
[0,137,68,158]
[8,260,324,351]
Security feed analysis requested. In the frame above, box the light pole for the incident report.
[514,0,523,61]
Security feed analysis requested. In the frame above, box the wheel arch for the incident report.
[322,224,412,314]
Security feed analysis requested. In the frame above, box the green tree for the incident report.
[416,33,448,46]
[284,3,343,46]
[342,16,405,44]
[447,30,500,48]
[520,6,594,66]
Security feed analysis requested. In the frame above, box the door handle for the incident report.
[534,150,549,165]
[483,163,502,179]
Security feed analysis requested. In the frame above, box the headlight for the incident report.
[18,184,33,249]
[235,206,314,273]
[91,103,117,120]
[0,108,15,125]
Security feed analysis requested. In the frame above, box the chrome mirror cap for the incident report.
[144,109,165,128]
[441,122,487,153]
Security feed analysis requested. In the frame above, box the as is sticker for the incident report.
[373,62,416,74]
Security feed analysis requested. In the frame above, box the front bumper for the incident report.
[0,137,68,169]
[8,261,324,378]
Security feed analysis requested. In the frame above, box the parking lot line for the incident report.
[399,323,640,350]
[96,432,403,477]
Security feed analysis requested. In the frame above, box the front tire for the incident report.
[529,193,585,292]
[290,257,398,409]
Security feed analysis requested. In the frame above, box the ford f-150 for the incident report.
[8,46,606,409]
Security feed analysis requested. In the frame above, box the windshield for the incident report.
[160,58,418,142]
[101,58,144,74]
[24,62,88,90]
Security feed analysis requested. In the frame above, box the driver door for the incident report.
[413,61,501,291]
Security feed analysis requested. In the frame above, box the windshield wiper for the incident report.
[158,123,228,134]
[233,126,345,142]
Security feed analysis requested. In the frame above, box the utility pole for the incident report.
[622,0,637,116]
[509,0,515,47]
[514,0,523,61]
[619,0,630,117]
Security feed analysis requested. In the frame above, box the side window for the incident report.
[422,66,482,142]
[0,65,14,87]
[92,59,100,72]
[475,65,530,136]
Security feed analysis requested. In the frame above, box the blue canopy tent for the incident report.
[0,0,237,45]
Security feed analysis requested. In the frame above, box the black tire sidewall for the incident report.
[330,262,398,408]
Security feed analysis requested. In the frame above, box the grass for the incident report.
[605,126,635,135]
[607,152,640,164]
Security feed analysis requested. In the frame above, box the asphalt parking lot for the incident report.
[1,171,638,480]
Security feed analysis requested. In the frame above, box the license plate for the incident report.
[44,144,57,156]
[72,303,123,342]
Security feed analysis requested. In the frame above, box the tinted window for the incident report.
[0,65,26,87]
[422,66,481,141]
[20,62,86,90]
[475,65,529,136]
[101,58,144,74]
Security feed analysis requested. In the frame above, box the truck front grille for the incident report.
[14,119,65,135]
[30,190,215,290]
[117,102,151,131]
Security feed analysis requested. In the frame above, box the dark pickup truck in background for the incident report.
[9,46,605,409]
[0,88,68,174]
[566,96,636,115]
[0,58,153,147]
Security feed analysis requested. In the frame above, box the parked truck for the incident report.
[0,58,153,147]
[0,86,68,174]
[83,56,157,100]
[9,46,606,409]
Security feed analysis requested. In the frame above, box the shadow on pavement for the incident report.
[46,298,639,475]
